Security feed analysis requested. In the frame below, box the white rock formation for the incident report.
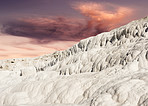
[0,16,148,106]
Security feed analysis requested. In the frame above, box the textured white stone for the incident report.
[0,16,148,106]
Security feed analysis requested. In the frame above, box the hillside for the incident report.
[0,16,148,106]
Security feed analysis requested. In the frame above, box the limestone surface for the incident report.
[1,17,148,106]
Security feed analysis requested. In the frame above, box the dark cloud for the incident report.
[2,17,106,44]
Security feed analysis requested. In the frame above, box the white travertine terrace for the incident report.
[0,17,148,106]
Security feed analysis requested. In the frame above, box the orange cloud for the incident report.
[73,2,134,30]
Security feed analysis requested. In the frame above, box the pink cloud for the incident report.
[73,2,134,30]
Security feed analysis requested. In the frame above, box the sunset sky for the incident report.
[0,0,148,60]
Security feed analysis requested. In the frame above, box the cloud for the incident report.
[73,2,134,30]
[2,17,101,44]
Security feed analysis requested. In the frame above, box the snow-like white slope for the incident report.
[0,16,148,106]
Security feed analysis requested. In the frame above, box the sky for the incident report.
[0,0,148,60]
